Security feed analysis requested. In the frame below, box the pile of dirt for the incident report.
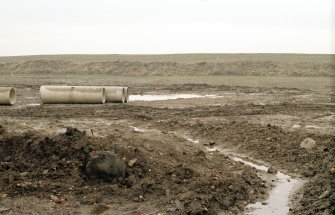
[0,126,267,214]
[156,119,335,214]
[0,128,95,197]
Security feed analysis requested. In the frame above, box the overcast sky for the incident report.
[0,0,334,56]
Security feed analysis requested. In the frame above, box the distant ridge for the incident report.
[0,54,333,76]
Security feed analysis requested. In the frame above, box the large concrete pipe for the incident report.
[104,86,126,103]
[0,87,16,105]
[40,86,106,104]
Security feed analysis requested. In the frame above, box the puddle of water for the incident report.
[231,156,268,172]
[246,173,300,215]
[26,103,40,106]
[129,126,146,133]
[305,125,321,129]
[129,94,220,101]
[206,146,303,215]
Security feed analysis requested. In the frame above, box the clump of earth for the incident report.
[0,126,267,214]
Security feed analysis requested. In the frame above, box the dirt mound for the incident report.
[0,128,94,197]
[0,126,266,214]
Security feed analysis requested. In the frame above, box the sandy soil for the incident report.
[0,76,334,215]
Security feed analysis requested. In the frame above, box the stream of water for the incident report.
[207,146,303,215]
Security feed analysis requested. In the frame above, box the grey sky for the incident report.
[0,0,334,56]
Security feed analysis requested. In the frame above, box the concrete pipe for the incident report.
[104,86,126,103]
[40,86,106,104]
[0,87,16,105]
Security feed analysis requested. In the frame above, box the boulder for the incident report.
[300,138,316,149]
[85,151,127,181]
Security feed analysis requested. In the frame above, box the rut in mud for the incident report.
[154,119,335,215]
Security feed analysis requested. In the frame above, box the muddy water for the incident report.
[207,146,304,215]
[185,137,200,144]
[129,94,220,101]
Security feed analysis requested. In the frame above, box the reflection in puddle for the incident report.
[206,146,303,215]
[129,126,146,133]
[231,156,268,172]
[26,103,40,106]
[305,125,321,129]
[185,137,199,144]
[246,172,300,215]
[129,94,220,101]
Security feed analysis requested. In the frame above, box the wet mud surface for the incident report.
[0,78,334,214]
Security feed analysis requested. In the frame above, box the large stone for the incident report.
[300,138,316,149]
[85,151,127,181]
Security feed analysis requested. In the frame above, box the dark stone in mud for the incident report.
[0,125,5,135]
[64,127,86,137]
[85,151,127,181]
[187,203,209,215]
[91,204,110,215]
[195,150,206,158]
[267,166,278,174]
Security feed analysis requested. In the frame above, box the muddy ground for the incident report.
[0,75,334,215]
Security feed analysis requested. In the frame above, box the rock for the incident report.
[128,159,137,167]
[166,207,177,212]
[19,172,28,177]
[50,195,65,204]
[0,207,10,213]
[195,150,206,158]
[267,166,278,174]
[203,140,216,146]
[300,138,316,149]
[84,129,94,137]
[319,190,331,199]
[90,205,110,214]
[85,151,127,181]
[318,201,331,210]
[175,199,183,210]
[187,203,208,214]
[0,125,5,135]
[17,182,33,188]
[144,143,152,151]
[209,140,216,146]
[322,209,331,215]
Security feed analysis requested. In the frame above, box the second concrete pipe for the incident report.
[105,86,127,103]
[91,86,129,103]
[40,86,106,104]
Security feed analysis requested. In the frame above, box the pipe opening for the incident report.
[124,87,129,103]
[101,88,106,104]
[122,88,126,103]
[9,88,16,105]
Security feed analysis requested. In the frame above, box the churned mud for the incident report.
[0,76,334,214]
